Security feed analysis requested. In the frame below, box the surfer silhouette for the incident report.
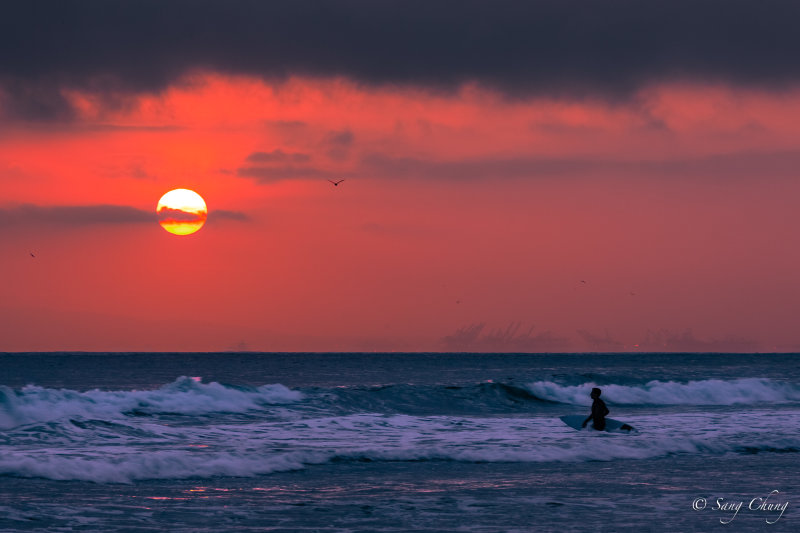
[582,387,609,431]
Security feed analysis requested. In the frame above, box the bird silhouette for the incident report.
[328,179,345,186]
[29,252,36,258]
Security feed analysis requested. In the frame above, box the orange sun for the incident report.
[157,189,208,235]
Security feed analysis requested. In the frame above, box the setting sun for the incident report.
[156,189,208,235]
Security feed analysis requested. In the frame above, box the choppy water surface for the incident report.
[0,352,797,531]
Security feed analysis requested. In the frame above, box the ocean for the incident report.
[0,352,797,532]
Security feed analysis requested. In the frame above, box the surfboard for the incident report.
[560,415,636,433]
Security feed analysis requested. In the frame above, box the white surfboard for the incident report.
[560,415,636,433]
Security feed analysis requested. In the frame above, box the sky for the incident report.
[2,0,800,352]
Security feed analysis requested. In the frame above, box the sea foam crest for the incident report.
[0,377,302,429]
[2,430,798,483]
[525,378,800,406]
[0,449,318,484]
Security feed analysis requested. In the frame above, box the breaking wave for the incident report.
[3,377,799,430]
[1,428,798,483]
[0,377,302,429]
[525,378,800,406]
[1,374,800,483]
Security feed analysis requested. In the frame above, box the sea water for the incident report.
[0,352,797,532]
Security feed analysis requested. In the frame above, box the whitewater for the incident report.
[0,352,797,531]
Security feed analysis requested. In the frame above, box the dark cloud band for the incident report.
[0,204,249,226]
[2,0,800,118]
[361,149,800,180]
[246,150,311,164]
[237,166,338,182]
[0,204,154,226]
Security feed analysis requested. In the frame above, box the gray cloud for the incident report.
[0,204,249,226]
[212,209,250,222]
[0,204,154,226]
[245,150,311,164]
[4,1,800,119]
[157,207,205,223]
[235,148,800,185]
[101,163,155,180]
[0,78,76,121]
[326,130,355,147]
[442,322,571,352]
[324,129,355,161]
[362,150,800,180]
[82,124,184,133]
[636,329,760,353]
[362,152,600,180]
[263,121,309,134]
[237,166,339,183]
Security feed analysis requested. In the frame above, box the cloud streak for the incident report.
[361,150,800,181]
[245,150,311,164]
[4,1,800,119]
[0,204,249,226]
[157,207,206,223]
[212,210,250,222]
[237,166,339,183]
[0,204,154,226]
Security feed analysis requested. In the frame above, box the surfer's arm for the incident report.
[581,414,592,427]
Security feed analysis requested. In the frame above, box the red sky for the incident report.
[2,73,800,352]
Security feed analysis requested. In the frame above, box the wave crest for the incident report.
[525,378,800,406]
[0,377,302,429]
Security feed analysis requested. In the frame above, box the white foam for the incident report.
[525,378,800,406]
[0,377,303,429]
[2,411,799,482]
[0,449,316,483]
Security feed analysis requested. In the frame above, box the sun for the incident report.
[157,189,208,235]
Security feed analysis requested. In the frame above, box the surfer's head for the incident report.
[590,387,602,398]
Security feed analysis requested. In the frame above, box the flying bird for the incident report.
[29,252,36,258]
[328,179,345,186]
